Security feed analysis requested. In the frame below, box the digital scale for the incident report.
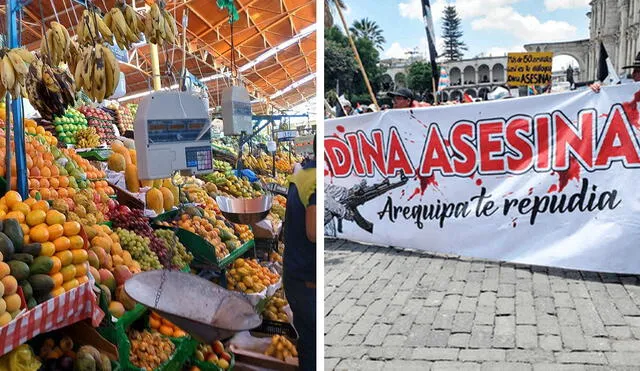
[134,91,213,179]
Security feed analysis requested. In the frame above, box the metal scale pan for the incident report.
[216,195,272,224]
[124,270,262,343]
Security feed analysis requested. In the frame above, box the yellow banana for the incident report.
[93,45,106,102]
[1,56,16,91]
[6,50,28,77]
[95,13,114,43]
[11,48,35,64]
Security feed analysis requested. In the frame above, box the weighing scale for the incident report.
[134,91,214,179]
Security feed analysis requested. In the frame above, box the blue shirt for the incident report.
[283,160,316,282]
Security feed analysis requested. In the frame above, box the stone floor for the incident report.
[324,239,640,371]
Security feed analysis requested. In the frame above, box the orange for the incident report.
[4,191,22,209]
[49,178,59,189]
[20,223,29,235]
[56,250,73,267]
[26,209,47,227]
[53,236,71,252]
[29,179,39,190]
[40,242,55,257]
[149,317,161,329]
[49,256,62,274]
[50,272,64,288]
[71,249,88,264]
[5,211,25,223]
[49,165,59,177]
[31,200,49,212]
[58,177,69,188]
[159,325,174,337]
[46,210,66,225]
[24,198,36,207]
[30,224,50,243]
[62,279,79,291]
[74,262,88,277]
[47,224,64,240]
[49,189,58,199]
[63,221,81,237]
[77,275,89,284]
[11,202,30,216]
[51,286,65,297]
[57,188,68,198]
[39,188,51,200]
[67,188,76,197]
[69,235,84,250]
[39,178,49,189]
[40,166,51,178]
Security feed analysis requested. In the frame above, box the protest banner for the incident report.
[324,83,640,274]
[507,52,553,86]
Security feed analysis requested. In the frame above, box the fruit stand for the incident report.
[0,0,315,368]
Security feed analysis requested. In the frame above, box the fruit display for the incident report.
[264,335,297,361]
[52,107,88,145]
[76,9,113,46]
[213,160,232,172]
[263,294,289,322]
[242,154,272,175]
[0,47,35,99]
[0,238,23,325]
[233,224,253,243]
[149,311,187,338]
[193,341,232,369]
[78,106,117,143]
[35,339,113,371]
[112,103,134,133]
[153,229,192,269]
[200,172,264,199]
[175,214,229,259]
[258,174,289,187]
[24,57,76,120]
[128,329,176,370]
[75,127,101,148]
[24,119,59,146]
[74,44,121,103]
[115,228,162,271]
[225,258,279,294]
[127,103,138,117]
[143,2,178,45]
[271,195,286,220]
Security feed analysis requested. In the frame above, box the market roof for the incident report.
[1,0,316,115]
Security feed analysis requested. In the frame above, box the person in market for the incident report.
[282,135,316,371]
[590,52,640,92]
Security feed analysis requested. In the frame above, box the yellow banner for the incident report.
[507,52,553,87]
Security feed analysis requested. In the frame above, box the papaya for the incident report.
[163,179,180,206]
[3,219,23,253]
[29,274,55,295]
[19,280,33,298]
[159,187,174,211]
[8,260,29,281]
[146,188,164,214]
[21,243,42,257]
[125,164,139,193]
[0,232,14,260]
[107,153,126,172]
[12,253,34,265]
[30,256,54,275]
[129,149,137,166]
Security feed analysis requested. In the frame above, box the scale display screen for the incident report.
[185,146,213,171]
[147,119,211,143]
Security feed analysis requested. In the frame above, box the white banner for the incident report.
[325,83,640,274]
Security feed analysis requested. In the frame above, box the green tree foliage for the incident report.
[324,39,356,94]
[407,61,435,95]
[441,5,467,61]
[350,18,386,50]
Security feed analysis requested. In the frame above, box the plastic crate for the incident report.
[251,320,298,340]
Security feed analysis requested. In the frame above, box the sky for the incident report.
[341,0,592,71]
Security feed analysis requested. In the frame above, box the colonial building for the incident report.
[525,0,640,81]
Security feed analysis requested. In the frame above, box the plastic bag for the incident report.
[0,345,41,371]
[228,331,272,353]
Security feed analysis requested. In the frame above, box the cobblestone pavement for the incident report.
[324,239,640,371]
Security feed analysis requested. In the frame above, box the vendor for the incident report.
[283,135,316,371]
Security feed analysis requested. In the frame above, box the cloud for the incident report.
[383,37,445,60]
[483,45,526,56]
[552,55,580,71]
[544,0,590,11]
[384,42,412,59]
[399,0,519,22]
[471,7,577,42]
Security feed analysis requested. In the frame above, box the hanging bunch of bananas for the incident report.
[25,57,76,119]
[76,9,114,46]
[143,2,177,45]
[40,21,72,66]
[74,44,120,103]
[104,4,144,50]
[0,48,35,99]
[65,40,82,76]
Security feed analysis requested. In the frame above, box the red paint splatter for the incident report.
[550,171,556,176]
[469,174,475,179]
[599,113,609,119]
[622,90,640,130]
[336,125,345,133]
[475,178,483,186]
[401,189,406,198]
[332,133,339,138]
[324,169,329,176]
[503,192,514,197]
[512,218,518,228]
[556,159,581,192]
[417,174,439,194]
[528,187,533,195]
[547,184,558,193]
[407,187,421,201]
[409,140,415,143]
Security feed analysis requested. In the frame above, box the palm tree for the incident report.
[349,18,386,50]
[325,0,347,28]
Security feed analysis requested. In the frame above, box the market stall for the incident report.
[0,0,315,369]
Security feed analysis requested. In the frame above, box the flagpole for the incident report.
[335,3,380,110]
[432,77,438,105]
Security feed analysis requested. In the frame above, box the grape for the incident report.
[154,229,193,269]
[115,228,162,271]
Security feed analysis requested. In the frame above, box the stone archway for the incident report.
[492,63,505,83]
[450,90,462,102]
[524,40,590,81]
[464,89,477,98]
[478,87,490,100]
[450,67,462,86]
[463,66,476,84]
[440,91,449,102]
[478,64,490,83]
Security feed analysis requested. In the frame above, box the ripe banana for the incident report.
[1,56,16,92]
[6,50,28,77]
[102,44,120,97]
[143,3,177,45]
[93,45,106,102]
[96,14,114,44]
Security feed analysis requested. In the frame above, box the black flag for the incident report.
[597,42,620,85]
[421,0,439,82]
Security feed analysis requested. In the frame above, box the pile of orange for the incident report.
[23,136,76,201]
[62,149,114,196]
[24,119,58,146]
[149,311,187,338]
[0,191,88,297]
